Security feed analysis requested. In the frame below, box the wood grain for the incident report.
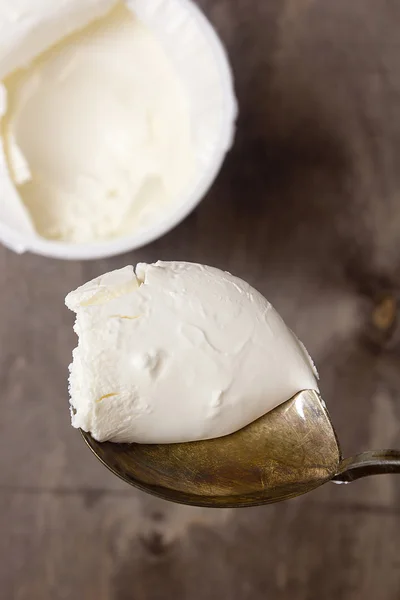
[1,0,400,597]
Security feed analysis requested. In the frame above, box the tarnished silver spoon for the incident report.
[81,389,400,508]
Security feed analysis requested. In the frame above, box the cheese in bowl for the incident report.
[0,0,237,258]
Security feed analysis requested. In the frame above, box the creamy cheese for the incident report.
[1,2,193,242]
[66,262,319,444]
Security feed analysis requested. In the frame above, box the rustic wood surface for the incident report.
[1,0,400,598]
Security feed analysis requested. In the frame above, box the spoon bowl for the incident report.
[82,389,341,507]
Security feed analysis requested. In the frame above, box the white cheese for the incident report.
[1,2,194,242]
[66,262,319,444]
[0,0,237,255]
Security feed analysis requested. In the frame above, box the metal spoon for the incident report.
[81,389,400,508]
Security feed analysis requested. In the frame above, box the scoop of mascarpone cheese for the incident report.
[66,262,319,444]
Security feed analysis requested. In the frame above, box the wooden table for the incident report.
[1,1,400,598]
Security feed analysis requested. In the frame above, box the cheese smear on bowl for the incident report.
[0,1,193,242]
[66,262,319,444]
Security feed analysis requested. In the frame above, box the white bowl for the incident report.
[0,0,237,260]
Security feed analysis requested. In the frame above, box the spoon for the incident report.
[81,389,400,508]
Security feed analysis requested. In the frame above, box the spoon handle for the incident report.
[332,450,400,483]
